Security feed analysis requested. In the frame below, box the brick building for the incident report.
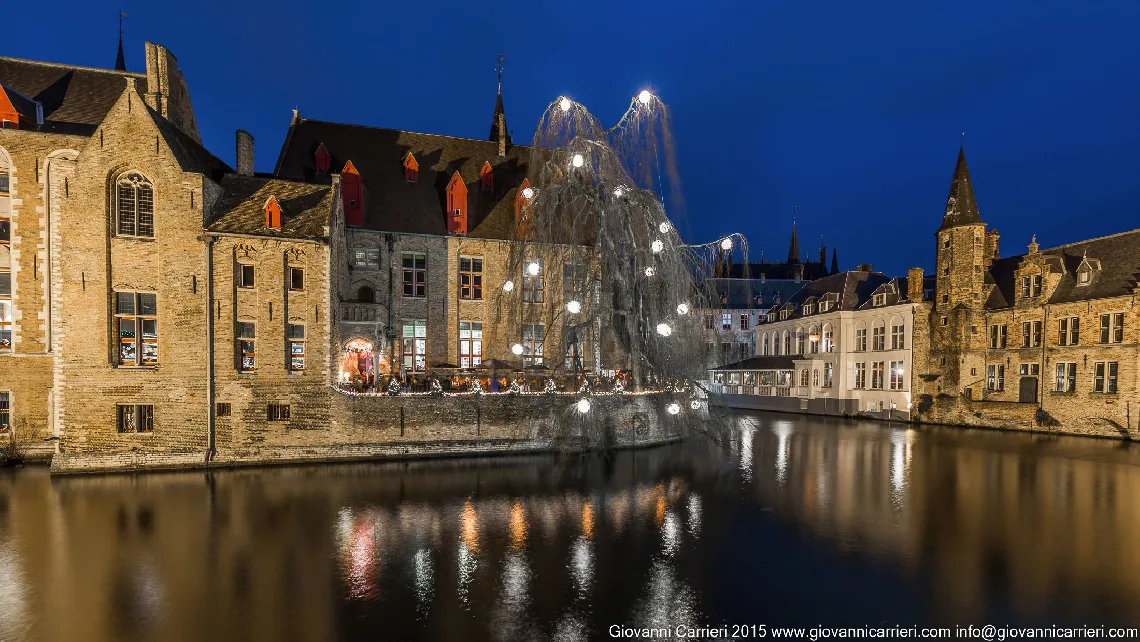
[911,148,1140,438]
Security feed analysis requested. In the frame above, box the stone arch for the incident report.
[356,285,375,303]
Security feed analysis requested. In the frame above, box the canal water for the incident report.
[1,413,1139,641]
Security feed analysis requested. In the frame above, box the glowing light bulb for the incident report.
[614,187,624,197]
[522,187,534,199]
[656,323,672,337]
[567,300,581,314]
[577,398,591,413]
[651,239,664,253]
[644,267,656,277]
[638,90,652,105]
[572,154,584,168]
[690,400,701,410]
[676,303,689,315]
[720,237,734,251]
[527,261,541,276]
[503,280,514,292]
[658,221,670,234]
[667,403,681,415]
[512,343,524,355]
[560,97,572,112]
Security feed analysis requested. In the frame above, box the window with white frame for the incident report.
[115,172,155,238]
[871,361,884,389]
[783,331,790,355]
[459,321,483,369]
[1021,274,1042,298]
[854,362,866,389]
[855,327,867,352]
[721,313,732,330]
[1022,320,1042,347]
[800,368,809,387]
[822,324,834,353]
[1019,363,1039,376]
[402,320,427,371]
[989,324,1007,349]
[873,293,886,306]
[1099,312,1124,344]
[288,324,305,371]
[823,362,833,387]
[761,334,769,355]
[890,322,905,350]
[808,326,819,354]
[114,291,158,366]
[1058,317,1079,346]
[1055,362,1077,392]
[796,329,805,355]
[238,321,256,371]
[289,266,304,291]
[1093,361,1118,393]
[739,314,749,331]
[812,369,820,386]
[523,323,544,366]
[889,360,904,390]
[872,322,886,351]
[238,263,255,288]
[354,247,380,268]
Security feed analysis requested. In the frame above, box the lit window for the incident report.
[1055,362,1077,392]
[871,361,884,389]
[889,360,905,390]
[267,404,291,421]
[459,257,483,300]
[986,364,1005,391]
[114,292,158,366]
[402,320,427,371]
[354,247,380,268]
[523,324,545,366]
[459,321,482,368]
[115,172,155,238]
[891,323,905,350]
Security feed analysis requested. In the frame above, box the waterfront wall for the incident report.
[50,391,687,474]
[914,394,1135,440]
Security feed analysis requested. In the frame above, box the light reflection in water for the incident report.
[774,422,793,485]
[581,501,594,541]
[346,515,378,600]
[570,536,593,598]
[509,500,528,551]
[739,421,756,482]
[413,548,433,618]
[889,429,913,505]
[661,509,680,557]
[686,494,702,539]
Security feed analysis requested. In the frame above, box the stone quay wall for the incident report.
[50,391,687,474]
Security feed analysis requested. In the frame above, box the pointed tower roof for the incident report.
[940,147,982,230]
[488,53,511,146]
[830,248,839,275]
[787,221,800,264]
[115,12,127,71]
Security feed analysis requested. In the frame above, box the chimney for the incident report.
[236,130,254,176]
[907,267,924,301]
[857,263,873,273]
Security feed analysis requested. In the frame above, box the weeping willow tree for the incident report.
[495,92,747,392]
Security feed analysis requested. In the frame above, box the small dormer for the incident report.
[446,171,468,235]
[341,161,364,227]
[801,296,816,315]
[779,303,796,321]
[480,161,493,191]
[872,292,886,307]
[403,154,419,183]
[314,143,331,174]
[819,292,838,312]
[265,196,282,229]
[1076,251,1100,286]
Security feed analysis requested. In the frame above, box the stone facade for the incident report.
[911,149,1140,439]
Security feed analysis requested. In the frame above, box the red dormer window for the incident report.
[403,154,419,183]
[314,143,330,174]
[480,161,493,191]
[446,171,468,235]
[265,196,282,229]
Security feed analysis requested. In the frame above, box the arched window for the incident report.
[782,330,790,355]
[799,368,809,386]
[357,286,375,303]
[872,319,886,351]
[795,327,805,354]
[813,369,820,386]
[115,172,154,238]
[822,323,834,353]
[808,325,819,354]
[762,333,769,355]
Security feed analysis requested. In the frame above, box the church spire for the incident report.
[114,11,127,71]
[830,248,839,275]
[940,144,982,230]
[819,234,826,265]
[787,206,800,264]
[488,53,511,155]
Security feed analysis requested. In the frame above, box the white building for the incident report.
[710,268,924,419]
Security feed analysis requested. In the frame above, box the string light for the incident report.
[527,261,541,276]
[577,398,591,413]
[511,343,524,355]
[676,303,689,315]
[644,267,656,277]
[666,403,680,415]
[572,154,585,168]
[614,187,624,197]
[503,280,514,292]
[567,300,581,314]
[522,187,534,199]
[560,97,572,112]
[658,221,670,234]
[651,239,664,253]
[638,90,652,104]
[656,323,671,337]
[720,237,733,251]
[690,400,701,410]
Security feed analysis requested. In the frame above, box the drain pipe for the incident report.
[204,234,217,463]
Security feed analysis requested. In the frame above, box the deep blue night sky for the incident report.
[6,0,1139,276]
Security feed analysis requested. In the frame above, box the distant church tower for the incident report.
[934,147,997,312]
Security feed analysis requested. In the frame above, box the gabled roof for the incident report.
[940,147,983,230]
[0,56,147,135]
[209,176,334,239]
[984,229,1140,309]
[152,110,231,181]
[710,278,805,309]
[273,117,531,238]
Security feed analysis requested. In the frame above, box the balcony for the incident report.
[341,303,381,323]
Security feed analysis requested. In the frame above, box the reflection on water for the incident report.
[2,413,1140,640]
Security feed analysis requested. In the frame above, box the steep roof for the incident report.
[273,117,531,238]
[940,147,983,230]
[0,56,147,135]
[711,278,806,309]
[152,111,231,181]
[984,229,1140,309]
[209,176,334,239]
